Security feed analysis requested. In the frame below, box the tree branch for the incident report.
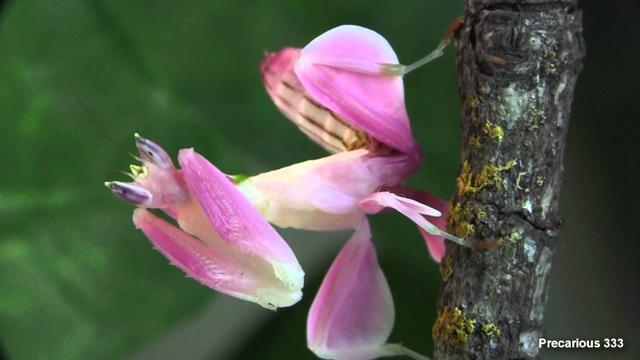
[433,1,584,358]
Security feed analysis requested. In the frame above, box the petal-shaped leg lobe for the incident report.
[307,220,394,359]
[178,149,302,282]
[298,25,399,75]
[359,191,441,217]
[420,227,446,264]
[360,190,461,262]
[261,48,367,153]
[359,191,443,238]
[295,25,418,154]
[411,192,448,263]
[133,209,302,309]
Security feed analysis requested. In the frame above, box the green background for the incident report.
[0,1,637,359]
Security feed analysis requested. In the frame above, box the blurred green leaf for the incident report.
[0,1,462,359]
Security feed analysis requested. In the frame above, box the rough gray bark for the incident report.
[433,1,584,359]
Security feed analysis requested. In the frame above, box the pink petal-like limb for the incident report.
[371,187,449,263]
[408,191,448,263]
[295,25,452,77]
[307,220,428,360]
[236,150,417,231]
[295,25,419,155]
[261,48,373,154]
[133,209,302,309]
[359,191,471,251]
[177,149,304,305]
[419,227,445,264]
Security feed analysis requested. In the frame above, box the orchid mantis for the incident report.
[107,24,465,360]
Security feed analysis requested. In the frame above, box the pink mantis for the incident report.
[106,25,467,360]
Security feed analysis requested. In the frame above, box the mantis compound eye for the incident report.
[135,133,174,168]
[105,181,152,206]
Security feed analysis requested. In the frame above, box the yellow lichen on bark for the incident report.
[433,307,477,348]
[456,160,517,196]
[447,202,475,238]
[482,322,501,338]
[483,121,505,141]
[440,255,453,281]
